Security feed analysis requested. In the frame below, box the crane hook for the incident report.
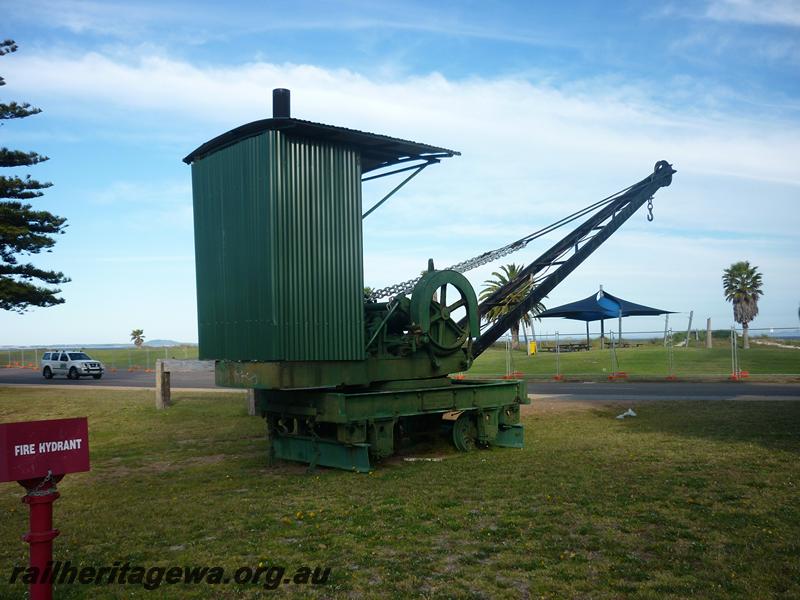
[646,197,654,222]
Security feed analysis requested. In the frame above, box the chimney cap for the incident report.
[273,88,290,118]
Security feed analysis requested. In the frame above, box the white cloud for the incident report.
[4,51,798,191]
[10,0,575,49]
[7,1,187,38]
[706,0,800,27]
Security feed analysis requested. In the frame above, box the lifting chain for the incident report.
[646,197,654,222]
[368,242,526,301]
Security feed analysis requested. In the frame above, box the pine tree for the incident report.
[1,39,68,312]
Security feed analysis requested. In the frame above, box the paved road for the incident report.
[528,381,800,401]
[0,367,216,389]
[1,367,798,400]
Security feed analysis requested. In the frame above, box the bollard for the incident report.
[155,360,171,409]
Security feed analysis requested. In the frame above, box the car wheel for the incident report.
[92,374,102,380]
[43,367,53,379]
[68,367,79,380]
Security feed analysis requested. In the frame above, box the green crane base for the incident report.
[261,378,528,472]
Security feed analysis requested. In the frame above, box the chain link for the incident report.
[24,470,58,496]
[368,240,531,300]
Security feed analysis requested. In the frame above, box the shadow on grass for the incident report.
[607,400,800,454]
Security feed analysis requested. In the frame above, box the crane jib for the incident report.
[369,161,674,303]
[469,160,675,358]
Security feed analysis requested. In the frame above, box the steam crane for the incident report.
[184,89,675,472]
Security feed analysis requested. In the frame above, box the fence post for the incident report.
[666,329,676,380]
[552,332,564,381]
[706,318,712,349]
[155,359,171,409]
[247,389,257,416]
[729,327,740,380]
[610,331,617,373]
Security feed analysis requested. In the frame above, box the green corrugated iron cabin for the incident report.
[183,89,458,364]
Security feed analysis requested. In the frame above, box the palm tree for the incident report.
[130,329,145,349]
[479,263,545,350]
[722,261,763,349]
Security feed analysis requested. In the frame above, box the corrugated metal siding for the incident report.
[191,130,365,362]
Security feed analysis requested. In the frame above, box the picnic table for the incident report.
[538,342,591,352]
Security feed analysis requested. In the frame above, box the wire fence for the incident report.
[468,326,800,381]
[3,327,799,382]
[1,346,199,373]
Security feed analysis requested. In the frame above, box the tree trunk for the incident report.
[743,323,750,349]
[511,323,520,350]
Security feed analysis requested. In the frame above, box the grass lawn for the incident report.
[1,387,799,598]
[470,343,800,381]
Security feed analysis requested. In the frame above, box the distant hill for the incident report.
[143,339,189,347]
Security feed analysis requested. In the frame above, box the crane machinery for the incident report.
[184,89,675,472]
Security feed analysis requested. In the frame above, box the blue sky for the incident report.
[1,0,799,345]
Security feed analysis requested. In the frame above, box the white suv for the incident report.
[41,350,105,380]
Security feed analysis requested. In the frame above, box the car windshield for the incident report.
[68,353,92,360]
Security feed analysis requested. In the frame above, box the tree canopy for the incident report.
[131,329,145,348]
[722,260,763,349]
[1,39,68,313]
[479,263,545,349]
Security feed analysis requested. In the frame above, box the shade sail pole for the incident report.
[600,319,605,350]
[586,322,590,349]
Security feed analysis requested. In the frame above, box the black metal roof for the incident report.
[182,117,460,173]
[537,289,674,322]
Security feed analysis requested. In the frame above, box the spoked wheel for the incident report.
[427,283,471,353]
[451,412,478,452]
[410,269,480,356]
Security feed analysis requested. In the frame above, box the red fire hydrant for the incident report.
[19,472,64,600]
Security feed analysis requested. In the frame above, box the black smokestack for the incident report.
[273,88,290,118]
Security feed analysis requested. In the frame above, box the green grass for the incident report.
[1,387,799,598]
[470,343,800,381]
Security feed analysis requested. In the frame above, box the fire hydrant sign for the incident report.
[0,417,90,482]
